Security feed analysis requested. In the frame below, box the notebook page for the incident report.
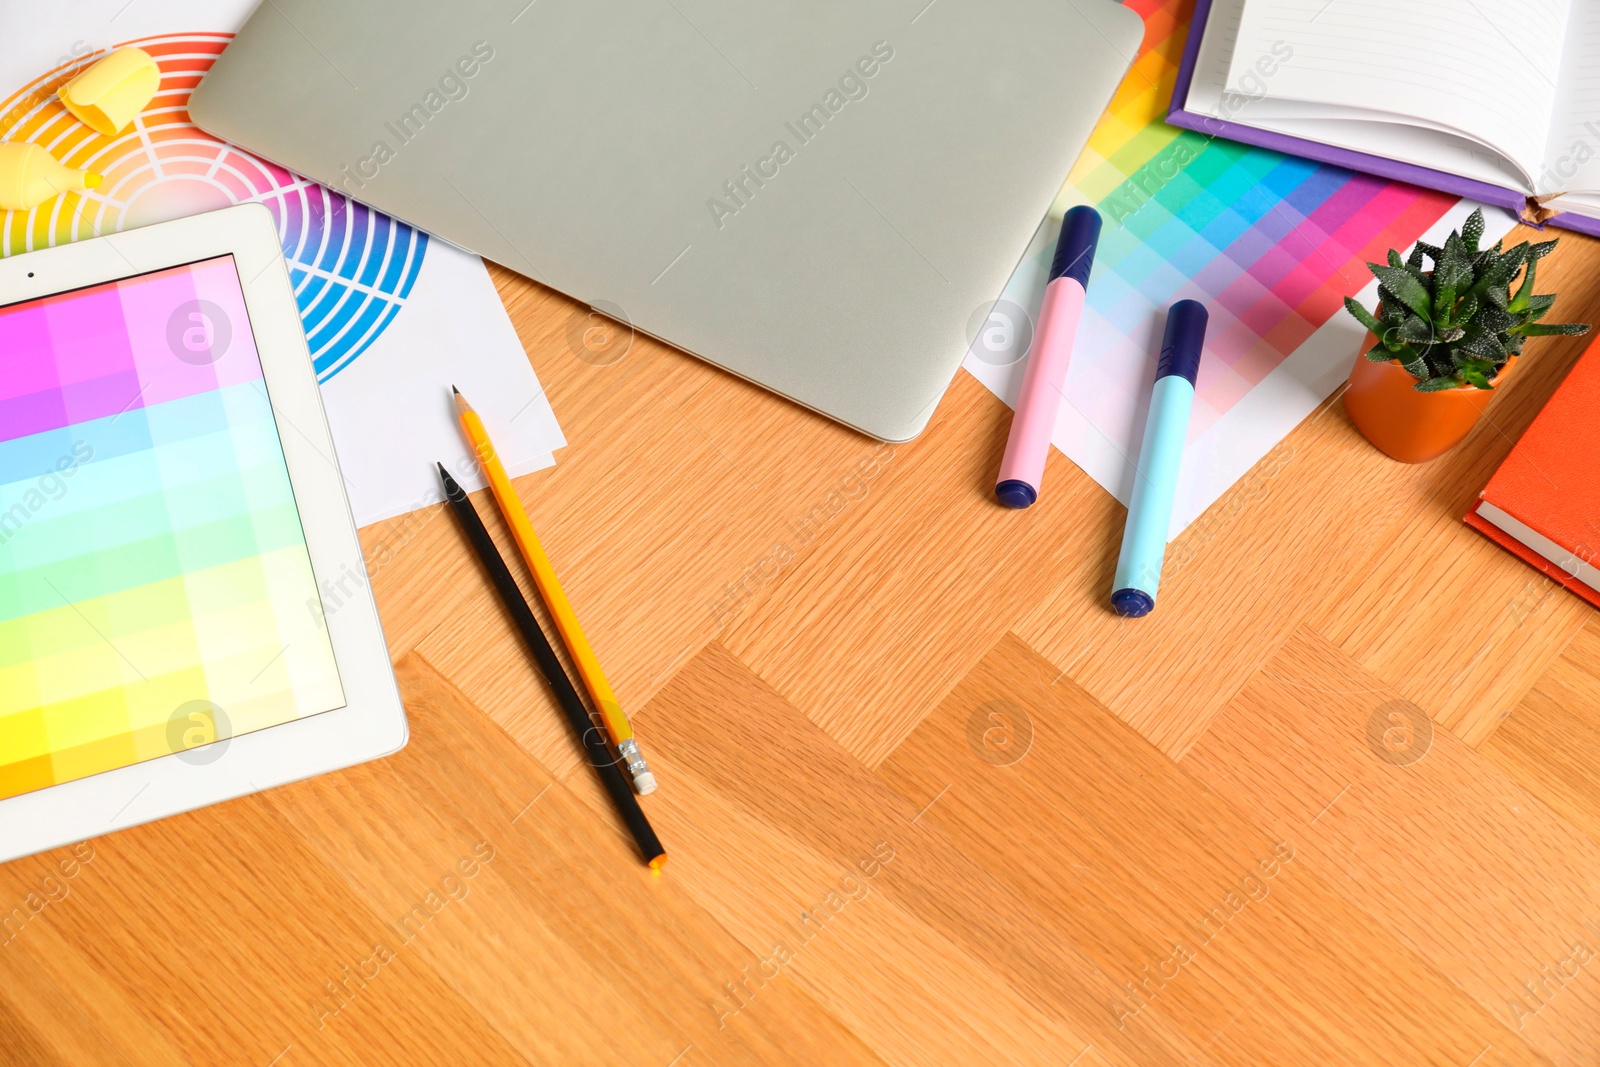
[1542,1,1600,195]
[1235,112,1529,189]
[1227,0,1569,186]
[1185,0,1531,188]
[1186,0,1276,123]
[1189,0,1247,108]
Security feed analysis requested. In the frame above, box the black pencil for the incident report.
[436,463,666,868]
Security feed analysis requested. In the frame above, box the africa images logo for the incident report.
[705,41,895,230]
[336,41,496,192]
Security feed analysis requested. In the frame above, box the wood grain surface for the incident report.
[4,221,1600,1066]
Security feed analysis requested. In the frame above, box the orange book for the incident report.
[1465,340,1600,609]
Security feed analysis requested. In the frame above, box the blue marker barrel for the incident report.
[1110,299,1208,618]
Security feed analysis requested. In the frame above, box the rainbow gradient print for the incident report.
[1056,0,1456,437]
[0,256,345,801]
[0,34,426,383]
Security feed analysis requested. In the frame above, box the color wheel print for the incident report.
[0,33,427,383]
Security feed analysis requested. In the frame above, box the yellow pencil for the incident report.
[452,388,656,794]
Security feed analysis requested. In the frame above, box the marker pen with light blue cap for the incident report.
[1110,299,1208,618]
[995,205,1102,509]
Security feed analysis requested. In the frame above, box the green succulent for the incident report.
[1343,208,1590,391]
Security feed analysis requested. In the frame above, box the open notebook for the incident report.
[1171,0,1600,236]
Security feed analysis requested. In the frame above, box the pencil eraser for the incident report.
[632,770,658,795]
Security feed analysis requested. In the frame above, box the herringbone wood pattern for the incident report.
[4,228,1600,1065]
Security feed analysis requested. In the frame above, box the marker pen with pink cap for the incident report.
[994,205,1102,509]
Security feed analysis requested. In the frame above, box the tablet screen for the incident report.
[0,255,346,800]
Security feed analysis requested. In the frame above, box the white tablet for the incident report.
[0,204,406,864]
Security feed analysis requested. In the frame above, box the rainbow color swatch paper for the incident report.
[0,256,344,801]
[964,0,1511,535]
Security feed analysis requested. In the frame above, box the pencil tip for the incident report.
[436,463,462,497]
[451,384,460,395]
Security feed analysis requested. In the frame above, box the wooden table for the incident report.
[6,225,1600,1066]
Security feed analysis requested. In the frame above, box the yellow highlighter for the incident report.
[0,143,102,212]
[453,388,657,794]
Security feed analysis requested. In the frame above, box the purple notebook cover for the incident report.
[1167,0,1600,240]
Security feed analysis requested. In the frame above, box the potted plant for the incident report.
[1342,208,1590,462]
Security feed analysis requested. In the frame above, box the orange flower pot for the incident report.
[1343,335,1511,463]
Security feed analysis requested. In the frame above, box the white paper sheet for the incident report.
[317,239,561,522]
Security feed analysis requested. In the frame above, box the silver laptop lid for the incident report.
[192,0,1141,440]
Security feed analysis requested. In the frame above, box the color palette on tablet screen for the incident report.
[0,255,344,801]
[0,33,427,383]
